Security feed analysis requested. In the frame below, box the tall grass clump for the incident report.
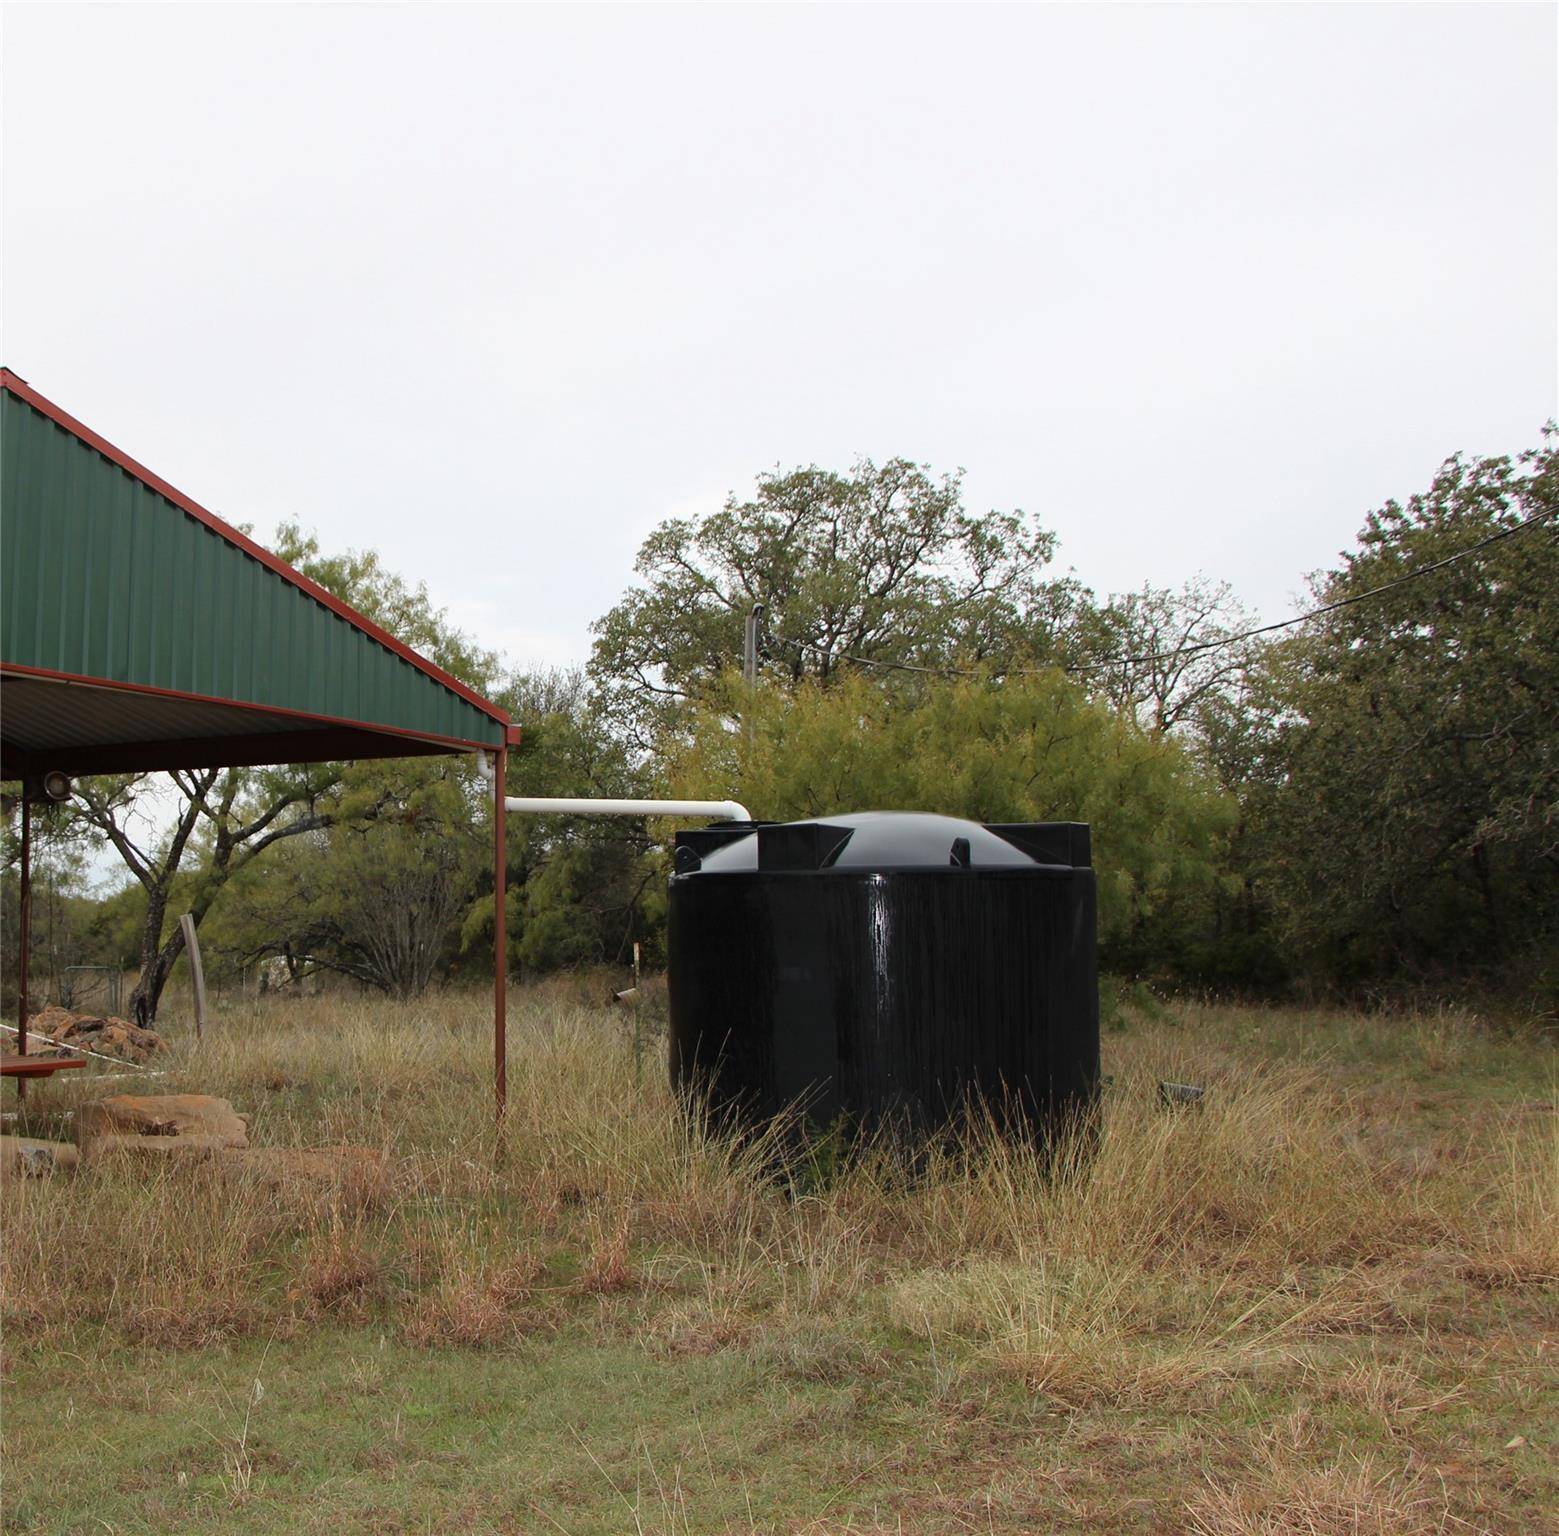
[879,1052,1443,1405]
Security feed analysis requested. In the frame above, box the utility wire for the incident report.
[755,509,1556,682]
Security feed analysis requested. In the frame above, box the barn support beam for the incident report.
[494,747,508,1130]
[16,795,31,1099]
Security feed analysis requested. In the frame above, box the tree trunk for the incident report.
[128,895,184,1026]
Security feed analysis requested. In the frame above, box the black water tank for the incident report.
[667,811,1098,1140]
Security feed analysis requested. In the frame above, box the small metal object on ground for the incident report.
[1159,1080,1205,1108]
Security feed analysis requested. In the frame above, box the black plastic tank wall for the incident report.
[667,811,1099,1140]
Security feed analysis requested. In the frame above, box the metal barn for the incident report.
[1,368,519,1115]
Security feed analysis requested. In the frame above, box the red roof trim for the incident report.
[0,368,509,727]
[1,663,500,754]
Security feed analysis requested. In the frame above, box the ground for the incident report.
[2,987,1553,1534]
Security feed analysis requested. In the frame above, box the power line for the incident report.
[757,509,1556,683]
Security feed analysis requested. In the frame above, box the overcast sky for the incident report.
[5,3,1555,680]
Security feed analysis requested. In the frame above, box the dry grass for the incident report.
[3,990,1549,1344]
[1,987,1553,1532]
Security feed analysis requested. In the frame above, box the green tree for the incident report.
[590,459,1085,744]
[462,668,661,978]
[207,758,483,997]
[515,834,663,974]
[1083,575,1260,736]
[661,666,1234,967]
[71,764,341,1024]
[1254,433,1558,990]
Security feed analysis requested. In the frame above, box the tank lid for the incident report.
[673,811,1090,873]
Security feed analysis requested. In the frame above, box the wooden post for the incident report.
[16,796,30,1100]
[179,913,207,1039]
[631,941,643,1087]
[494,748,507,1130]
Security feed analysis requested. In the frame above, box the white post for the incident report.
[470,755,751,825]
[179,913,207,1039]
[499,796,752,821]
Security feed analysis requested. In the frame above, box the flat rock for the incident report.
[82,1132,230,1163]
[0,1135,80,1178]
[75,1094,249,1151]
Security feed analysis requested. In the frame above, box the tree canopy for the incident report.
[1250,435,1557,989]
[660,665,1235,963]
[589,458,1084,743]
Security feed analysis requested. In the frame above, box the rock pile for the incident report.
[26,1005,164,1064]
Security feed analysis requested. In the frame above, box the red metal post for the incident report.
[16,795,31,1099]
[494,748,507,1129]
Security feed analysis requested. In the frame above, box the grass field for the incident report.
[2,986,1554,1534]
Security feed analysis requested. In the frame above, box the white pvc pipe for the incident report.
[503,795,752,821]
[473,755,749,822]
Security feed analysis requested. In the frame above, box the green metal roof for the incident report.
[1,370,510,777]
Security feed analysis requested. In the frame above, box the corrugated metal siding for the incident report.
[1,392,503,749]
